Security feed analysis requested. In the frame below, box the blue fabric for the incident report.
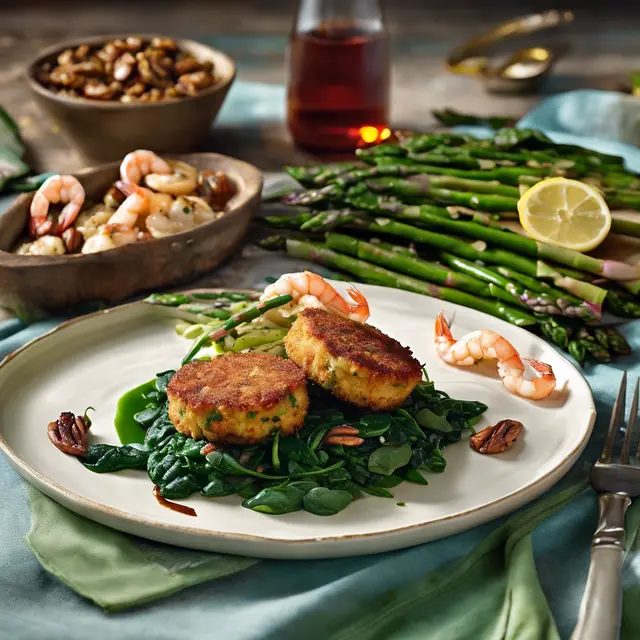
[1,85,640,639]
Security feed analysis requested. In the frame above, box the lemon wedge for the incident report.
[518,177,611,252]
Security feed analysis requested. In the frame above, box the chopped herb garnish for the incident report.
[397,501,406,507]
[289,393,297,407]
[205,411,223,429]
[248,411,257,419]
[261,417,270,423]
[183,207,191,214]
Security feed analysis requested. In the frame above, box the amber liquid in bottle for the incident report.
[287,23,390,151]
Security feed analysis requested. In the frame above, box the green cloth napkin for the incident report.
[24,486,257,611]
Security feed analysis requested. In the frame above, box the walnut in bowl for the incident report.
[26,35,236,163]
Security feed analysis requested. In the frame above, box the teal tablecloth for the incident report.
[1,85,640,639]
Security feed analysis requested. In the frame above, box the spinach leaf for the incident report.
[373,473,404,488]
[358,413,391,437]
[242,485,305,514]
[405,468,429,485]
[278,436,319,466]
[316,450,330,466]
[134,405,162,427]
[81,443,149,473]
[368,443,412,476]
[144,416,176,450]
[201,472,238,497]
[162,474,204,499]
[307,426,329,451]
[303,487,352,516]
[414,407,452,432]
[155,370,176,393]
[206,450,345,480]
[360,485,394,498]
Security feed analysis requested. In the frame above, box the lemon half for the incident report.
[518,177,611,252]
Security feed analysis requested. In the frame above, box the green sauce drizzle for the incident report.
[114,379,156,445]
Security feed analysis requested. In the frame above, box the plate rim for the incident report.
[0,285,597,547]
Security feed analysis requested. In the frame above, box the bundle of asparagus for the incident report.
[259,128,640,366]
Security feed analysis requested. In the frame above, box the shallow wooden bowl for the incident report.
[0,153,262,315]
[26,34,236,163]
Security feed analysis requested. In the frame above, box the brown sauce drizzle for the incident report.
[153,485,197,517]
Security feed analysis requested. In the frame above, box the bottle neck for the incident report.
[295,0,384,34]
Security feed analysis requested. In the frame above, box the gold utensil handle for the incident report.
[447,9,574,75]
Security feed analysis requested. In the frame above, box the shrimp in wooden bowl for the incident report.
[12,150,236,257]
[434,311,556,400]
[29,174,85,238]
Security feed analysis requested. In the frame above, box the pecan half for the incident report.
[323,435,364,447]
[470,419,523,454]
[48,412,91,456]
[325,425,360,437]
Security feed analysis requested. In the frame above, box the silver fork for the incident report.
[572,373,639,640]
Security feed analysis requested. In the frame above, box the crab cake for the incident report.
[167,353,309,444]
[285,308,422,411]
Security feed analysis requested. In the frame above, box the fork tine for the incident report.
[601,372,627,464]
[620,379,638,464]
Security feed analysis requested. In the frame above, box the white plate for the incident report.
[0,283,595,559]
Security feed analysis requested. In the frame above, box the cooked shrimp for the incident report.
[260,271,370,322]
[15,235,66,256]
[75,205,114,239]
[81,225,138,254]
[434,312,555,400]
[120,150,171,184]
[29,175,85,237]
[144,160,198,196]
[117,181,174,215]
[104,181,150,233]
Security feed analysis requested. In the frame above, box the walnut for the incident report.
[48,412,91,456]
[177,70,215,95]
[113,52,136,81]
[470,419,523,454]
[174,54,203,76]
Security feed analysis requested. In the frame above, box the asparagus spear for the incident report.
[281,184,345,206]
[359,217,608,306]
[399,133,472,154]
[300,209,361,232]
[285,238,538,327]
[439,252,596,319]
[387,207,640,281]
[260,212,314,229]
[362,176,521,209]
[372,158,552,186]
[284,162,362,186]
[431,109,518,130]
[325,233,497,298]
[604,290,640,318]
[207,294,294,343]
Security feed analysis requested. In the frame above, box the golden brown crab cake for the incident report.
[166,353,309,444]
[284,308,422,411]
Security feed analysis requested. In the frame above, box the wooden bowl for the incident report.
[25,35,236,163]
[0,153,262,315]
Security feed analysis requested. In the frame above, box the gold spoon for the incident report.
[447,10,573,93]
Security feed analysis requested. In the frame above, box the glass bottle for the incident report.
[287,0,390,151]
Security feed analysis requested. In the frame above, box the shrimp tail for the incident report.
[29,215,52,238]
[435,311,454,341]
[115,180,145,197]
[522,357,554,377]
[346,285,370,321]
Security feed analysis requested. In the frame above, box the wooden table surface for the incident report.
[2,0,640,174]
